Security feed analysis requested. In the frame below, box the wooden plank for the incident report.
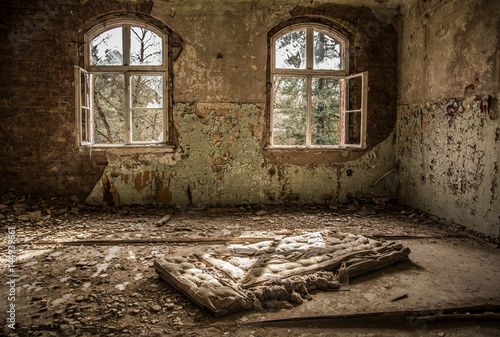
[246,303,500,326]
[36,237,275,246]
[413,312,500,322]
[156,214,172,226]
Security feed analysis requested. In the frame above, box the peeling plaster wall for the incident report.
[1,0,398,208]
[87,103,397,206]
[397,0,500,240]
[81,1,399,207]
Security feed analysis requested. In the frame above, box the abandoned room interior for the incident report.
[0,0,499,336]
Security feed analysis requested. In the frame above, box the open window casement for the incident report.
[269,24,370,149]
[76,20,169,148]
[75,67,168,146]
[75,66,93,146]
[342,71,368,148]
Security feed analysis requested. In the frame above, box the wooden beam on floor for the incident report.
[34,237,276,246]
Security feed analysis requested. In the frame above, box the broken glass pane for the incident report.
[131,75,163,108]
[275,30,306,69]
[131,27,163,66]
[311,78,341,145]
[313,31,341,70]
[93,73,125,144]
[132,109,163,142]
[90,27,123,66]
[273,76,307,145]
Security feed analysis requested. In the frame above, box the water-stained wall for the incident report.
[87,102,398,206]
[397,0,500,240]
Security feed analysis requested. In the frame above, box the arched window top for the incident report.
[85,19,167,69]
[269,22,366,149]
[77,18,170,147]
[272,23,349,74]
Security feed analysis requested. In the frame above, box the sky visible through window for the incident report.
[87,24,166,144]
[275,30,341,70]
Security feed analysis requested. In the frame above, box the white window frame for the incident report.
[343,71,368,148]
[76,19,169,147]
[270,23,368,149]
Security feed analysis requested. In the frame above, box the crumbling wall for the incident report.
[87,103,397,206]
[397,0,500,240]
[1,0,398,206]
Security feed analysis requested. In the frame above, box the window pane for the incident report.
[80,71,91,143]
[90,27,123,66]
[131,27,163,66]
[346,112,361,144]
[313,31,341,70]
[93,74,125,144]
[311,78,340,145]
[344,74,364,145]
[131,75,163,108]
[273,76,307,145]
[275,30,306,69]
[132,109,163,142]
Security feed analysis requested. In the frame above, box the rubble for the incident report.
[1,192,491,336]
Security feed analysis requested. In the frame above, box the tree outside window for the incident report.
[76,21,167,146]
[270,24,367,148]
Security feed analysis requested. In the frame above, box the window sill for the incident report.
[265,145,365,152]
[263,145,367,164]
[77,144,175,155]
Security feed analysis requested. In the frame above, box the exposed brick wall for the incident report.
[263,4,398,164]
[284,5,399,149]
[0,0,398,202]
[0,0,155,199]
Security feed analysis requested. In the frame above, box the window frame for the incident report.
[76,19,169,148]
[343,71,368,149]
[269,23,367,149]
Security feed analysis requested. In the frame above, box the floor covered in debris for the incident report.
[1,195,500,336]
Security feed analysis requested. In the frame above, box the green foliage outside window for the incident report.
[273,30,342,146]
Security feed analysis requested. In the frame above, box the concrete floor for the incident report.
[1,202,499,336]
[233,237,500,336]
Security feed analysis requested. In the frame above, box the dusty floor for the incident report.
[1,194,499,336]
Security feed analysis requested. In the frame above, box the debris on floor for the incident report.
[155,231,410,316]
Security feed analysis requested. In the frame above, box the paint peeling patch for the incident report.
[212,132,222,144]
[211,151,231,182]
[157,176,173,203]
[396,92,500,239]
[229,129,240,140]
[445,98,460,117]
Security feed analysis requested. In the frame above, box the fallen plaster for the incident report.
[154,232,410,316]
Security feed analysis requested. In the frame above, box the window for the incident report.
[75,20,168,146]
[270,24,367,148]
